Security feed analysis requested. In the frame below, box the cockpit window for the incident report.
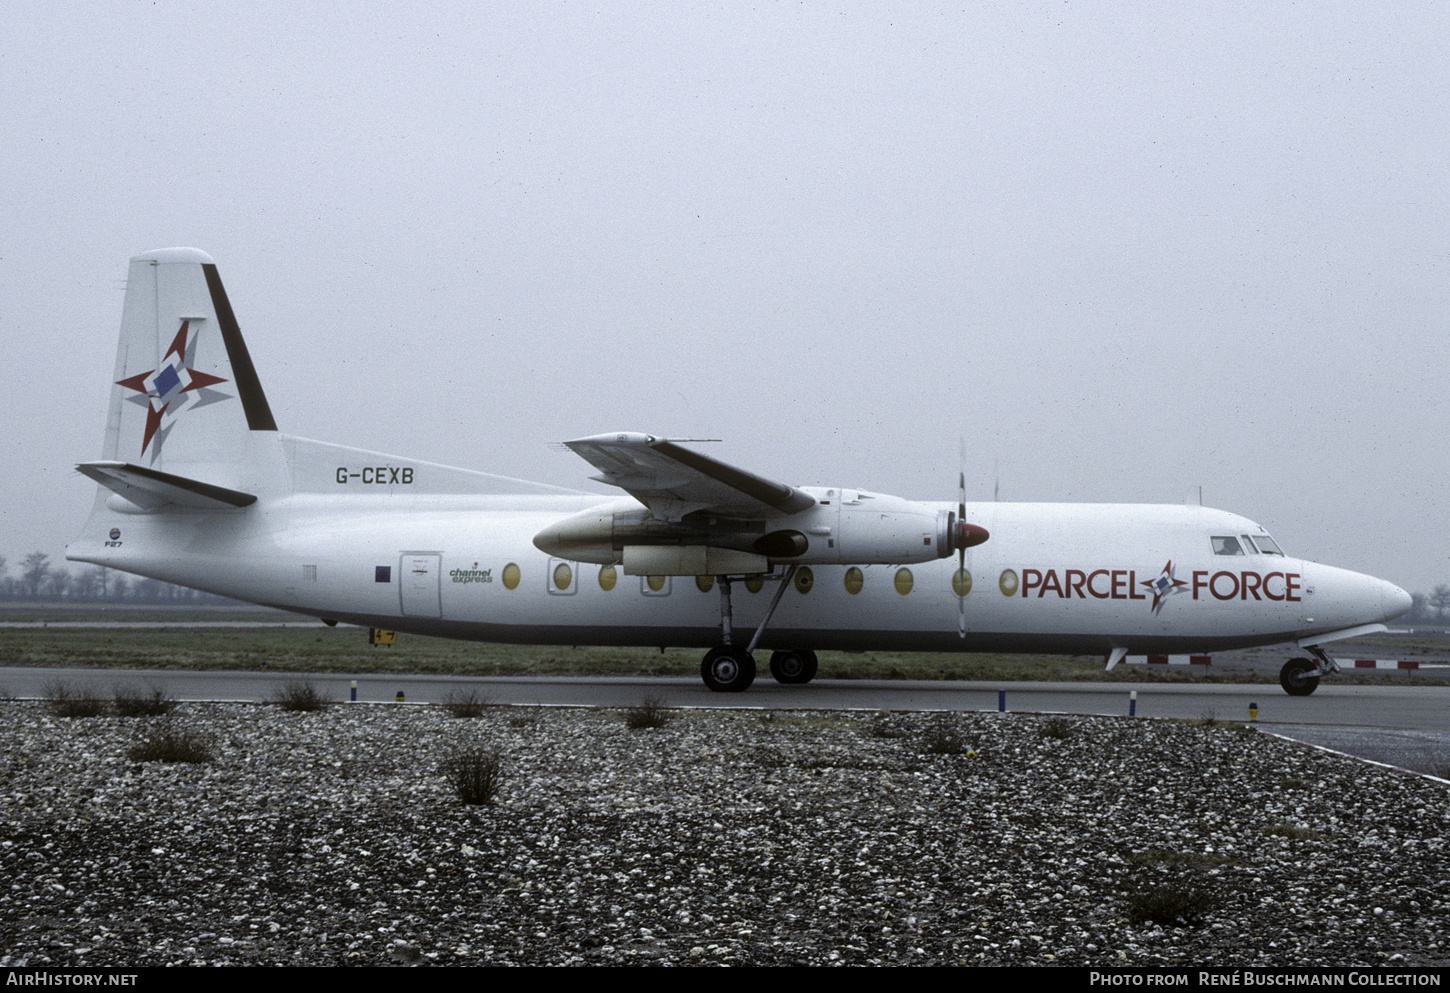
[1211,536,1244,556]
[1253,534,1284,556]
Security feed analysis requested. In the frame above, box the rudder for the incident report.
[104,248,276,485]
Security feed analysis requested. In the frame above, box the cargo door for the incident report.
[400,553,442,618]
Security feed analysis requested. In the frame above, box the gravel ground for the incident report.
[1,699,1447,967]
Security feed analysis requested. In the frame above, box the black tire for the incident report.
[1280,657,1320,697]
[701,646,756,692]
[769,649,819,685]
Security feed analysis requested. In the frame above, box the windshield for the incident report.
[1252,534,1284,556]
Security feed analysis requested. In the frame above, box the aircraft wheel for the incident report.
[770,649,818,685]
[1280,657,1320,697]
[701,646,756,692]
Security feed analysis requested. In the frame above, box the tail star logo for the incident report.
[116,320,231,460]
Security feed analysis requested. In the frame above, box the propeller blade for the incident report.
[958,470,967,638]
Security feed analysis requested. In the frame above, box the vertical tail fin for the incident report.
[104,248,276,485]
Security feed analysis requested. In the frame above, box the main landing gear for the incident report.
[1279,645,1339,697]
[769,649,818,684]
[700,567,818,692]
[701,644,756,692]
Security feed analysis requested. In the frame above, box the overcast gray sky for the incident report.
[4,1,1447,594]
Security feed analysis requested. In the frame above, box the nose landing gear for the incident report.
[1279,657,1319,696]
[1280,645,1339,696]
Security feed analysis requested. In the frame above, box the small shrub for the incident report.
[624,694,671,729]
[114,684,176,717]
[1124,878,1219,927]
[273,680,328,712]
[1039,716,1074,740]
[442,747,503,805]
[867,713,911,739]
[128,724,214,764]
[442,689,490,718]
[921,718,968,755]
[43,679,106,718]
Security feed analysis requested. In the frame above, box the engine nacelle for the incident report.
[532,488,988,573]
[794,488,984,565]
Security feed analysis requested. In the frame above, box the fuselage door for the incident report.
[400,553,442,618]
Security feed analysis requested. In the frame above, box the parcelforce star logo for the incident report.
[1143,560,1189,615]
[115,321,231,461]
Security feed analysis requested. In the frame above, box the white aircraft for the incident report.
[68,248,1412,696]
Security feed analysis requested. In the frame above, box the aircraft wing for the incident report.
[564,433,815,521]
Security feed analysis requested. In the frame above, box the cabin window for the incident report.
[843,567,864,595]
[953,568,972,596]
[502,563,521,590]
[549,561,575,595]
[1211,536,1245,556]
[894,568,914,595]
[695,575,715,593]
[643,574,669,595]
[744,574,765,594]
[793,567,814,594]
[598,565,617,591]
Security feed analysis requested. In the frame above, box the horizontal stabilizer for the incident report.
[76,461,257,511]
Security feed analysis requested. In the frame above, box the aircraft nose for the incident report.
[1383,580,1412,622]
[1309,564,1412,629]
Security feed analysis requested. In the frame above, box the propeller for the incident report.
[957,470,968,637]
[952,468,991,637]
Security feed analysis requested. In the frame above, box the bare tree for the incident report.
[1432,585,1450,622]
[73,566,107,601]
[20,552,50,599]
[1409,592,1431,624]
[46,566,73,600]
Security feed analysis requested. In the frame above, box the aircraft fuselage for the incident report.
[71,474,1406,658]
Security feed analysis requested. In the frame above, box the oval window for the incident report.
[647,574,667,592]
[843,567,864,595]
[695,575,715,593]
[998,569,1018,597]
[598,565,617,591]
[894,568,913,595]
[744,574,765,594]
[553,563,572,591]
[793,567,814,594]
[502,563,520,590]
[952,568,972,597]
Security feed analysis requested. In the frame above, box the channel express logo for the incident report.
[1017,560,1302,615]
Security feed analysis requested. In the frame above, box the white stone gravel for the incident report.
[0,701,1447,967]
